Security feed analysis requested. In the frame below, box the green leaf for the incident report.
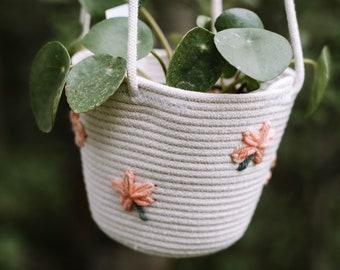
[306,46,331,116]
[166,27,226,91]
[29,41,70,133]
[245,76,260,91]
[196,15,212,29]
[215,8,264,32]
[214,28,292,82]
[65,54,126,113]
[221,61,238,78]
[79,0,127,18]
[82,17,153,60]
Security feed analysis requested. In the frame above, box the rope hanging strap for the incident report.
[127,0,139,96]
[211,0,223,32]
[284,0,305,91]
[126,0,305,95]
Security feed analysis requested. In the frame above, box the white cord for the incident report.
[127,0,139,96]
[80,8,91,38]
[284,0,305,91]
[211,0,223,32]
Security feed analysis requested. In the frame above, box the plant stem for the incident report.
[137,68,151,80]
[221,74,245,93]
[304,58,317,68]
[291,58,317,68]
[140,7,173,60]
[151,50,167,77]
[219,77,225,89]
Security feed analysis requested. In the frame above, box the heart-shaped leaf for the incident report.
[214,28,293,82]
[79,0,127,18]
[29,41,70,133]
[166,27,225,91]
[65,54,126,113]
[306,46,331,116]
[215,8,264,32]
[82,17,153,60]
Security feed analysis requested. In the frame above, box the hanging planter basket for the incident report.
[79,70,298,258]
[68,0,305,258]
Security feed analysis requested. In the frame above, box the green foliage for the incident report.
[167,7,292,91]
[214,8,264,32]
[65,55,126,113]
[29,13,154,132]
[82,17,154,60]
[306,46,332,116]
[214,28,293,82]
[79,0,127,18]
[29,41,70,133]
[245,75,260,91]
[0,230,24,270]
[166,27,225,91]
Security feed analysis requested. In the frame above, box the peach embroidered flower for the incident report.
[111,170,155,221]
[69,111,87,148]
[231,122,274,171]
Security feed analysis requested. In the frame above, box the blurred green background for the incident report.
[0,0,339,269]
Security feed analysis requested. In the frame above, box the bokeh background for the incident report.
[0,0,339,269]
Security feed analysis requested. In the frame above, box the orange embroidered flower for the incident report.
[69,111,87,148]
[231,122,274,171]
[111,170,155,220]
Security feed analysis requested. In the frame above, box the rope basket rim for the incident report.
[123,67,297,103]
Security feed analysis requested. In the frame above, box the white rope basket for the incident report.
[76,0,305,257]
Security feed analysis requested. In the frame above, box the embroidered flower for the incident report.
[111,170,155,221]
[69,111,87,148]
[231,121,274,171]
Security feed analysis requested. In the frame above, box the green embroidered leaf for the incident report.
[166,27,226,91]
[133,202,148,221]
[214,28,293,82]
[79,0,127,18]
[306,46,331,116]
[215,8,264,32]
[82,17,153,60]
[237,154,254,171]
[29,41,70,133]
[65,54,126,113]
